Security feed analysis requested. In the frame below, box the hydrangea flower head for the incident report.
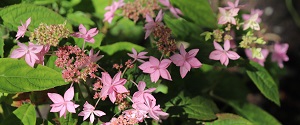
[139,56,172,83]
[170,44,202,78]
[47,86,79,118]
[16,17,31,40]
[272,43,289,68]
[78,101,106,123]
[144,10,164,39]
[10,42,43,67]
[73,24,98,43]
[209,40,240,66]
[100,72,128,103]
[245,48,269,66]
[127,48,149,62]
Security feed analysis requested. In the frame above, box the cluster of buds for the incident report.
[55,45,99,83]
[30,22,70,46]
[122,0,160,22]
[153,25,177,55]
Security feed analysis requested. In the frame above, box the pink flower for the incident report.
[159,0,183,18]
[16,17,31,40]
[127,48,149,62]
[89,49,103,63]
[132,81,156,104]
[100,72,128,103]
[271,43,289,68]
[242,9,263,23]
[218,7,239,25]
[136,96,169,121]
[225,0,240,9]
[209,40,240,66]
[139,56,172,83]
[36,44,50,65]
[10,42,43,67]
[170,44,202,78]
[47,86,79,118]
[144,10,164,39]
[78,101,106,123]
[73,24,98,43]
[243,13,260,30]
[245,48,269,66]
[123,109,148,122]
[103,0,125,23]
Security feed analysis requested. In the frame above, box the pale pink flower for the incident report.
[16,17,31,40]
[136,96,169,121]
[103,0,125,23]
[89,49,103,63]
[139,56,172,83]
[47,86,79,118]
[245,48,269,66]
[78,101,106,123]
[72,24,98,43]
[242,9,263,23]
[159,0,183,18]
[100,72,128,103]
[225,0,240,9]
[132,81,156,104]
[170,44,202,78]
[144,10,164,39]
[36,44,50,65]
[10,42,43,67]
[127,48,149,62]
[218,7,239,25]
[271,43,289,68]
[243,13,260,30]
[209,40,240,66]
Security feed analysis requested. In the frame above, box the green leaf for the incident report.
[205,113,253,125]
[0,4,72,32]
[45,55,62,72]
[58,113,77,125]
[2,104,36,125]
[0,58,68,93]
[100,42,145,55]
[246,61,280,105]
[165,92,217,121]
[228,102,281,125]
[0,36,3,58]
[67,11,95,26]
[171,0,217,28]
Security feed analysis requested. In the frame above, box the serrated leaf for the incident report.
[205,113,253,125]
[0,4,71,32]
[246,61,280,105]
[2,104,36,125]
[100,42,145,55]
[171,0,217,28]
[165,92,217,120]
[0,58,68,93]
[228,102,281,125]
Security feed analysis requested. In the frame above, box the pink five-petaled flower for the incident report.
[127,48,149,63]
[89,49,103,63]
[243,13,260,31]
[224,0,243,14]
[73,24,98,43]
[104,0,125,23]
[218,7,239,25]
[100,72,128,103]
[132,81,156,104]
[10,42,43,67]
[47,86,79,118]
[16,17,31,40]
[209,40,240,66]
[144,10,164,39]
[271,43,289,68]
[245,48,269,66]
[137,96,169,121]
[139,56,172,83]
[36,44,50,65]
[242,9,263,23]
[170,44,202,78]
[78,101,106,123]
[159,0,183,18]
